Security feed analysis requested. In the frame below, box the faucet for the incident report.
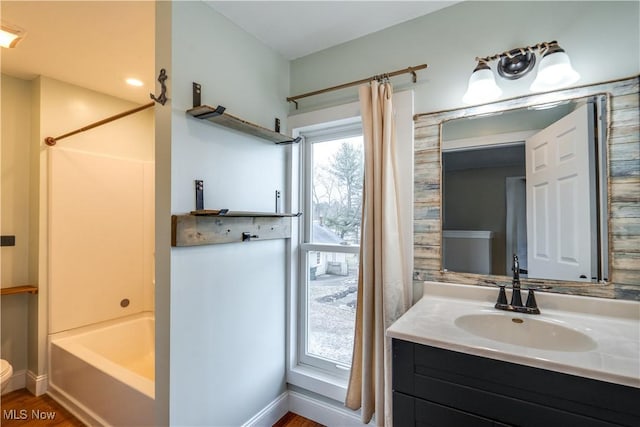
[495,254,540,315]
[511,254,523,306]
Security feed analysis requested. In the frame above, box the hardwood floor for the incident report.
[273,411,325,427]
[1,390,322,427]
[1,389,84,427]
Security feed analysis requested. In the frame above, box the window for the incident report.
[299,122,363,377]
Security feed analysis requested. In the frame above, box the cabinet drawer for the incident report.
[414,373,616,426]
[394,391,500,427]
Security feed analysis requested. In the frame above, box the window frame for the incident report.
[298,122,363,378]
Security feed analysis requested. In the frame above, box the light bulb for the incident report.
[530,47,580,92]
[462,64,502,104]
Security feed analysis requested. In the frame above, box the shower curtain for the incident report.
[345,80,411,426]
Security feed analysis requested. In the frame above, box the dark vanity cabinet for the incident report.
[392,339,640,426]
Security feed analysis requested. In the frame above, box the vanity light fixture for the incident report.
[0,21,25,48]
[463,41,580,104]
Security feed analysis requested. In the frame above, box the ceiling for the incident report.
[1,1,457,105]
[1,0,155,104]
[205,1,459,60]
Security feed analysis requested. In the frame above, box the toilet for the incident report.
[0,359,13,394]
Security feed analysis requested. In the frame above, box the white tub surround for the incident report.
[387,281,640,389]
[49,148,155,334]
[48,313,154,426]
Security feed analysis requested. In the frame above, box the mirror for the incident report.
[440,95,608,283]
[413,76,638,295]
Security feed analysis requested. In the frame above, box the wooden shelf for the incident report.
[1,285,38,296]
[190,210,301,217]
[172,211,300,247]
[186,105,301,145]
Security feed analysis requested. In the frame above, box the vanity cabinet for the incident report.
[393,339,640,426]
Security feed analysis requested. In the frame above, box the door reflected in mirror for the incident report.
[441,95,608,282]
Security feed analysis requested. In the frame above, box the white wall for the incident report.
[166,2,289,425]
[1,75,35,385]
[1,75,32,288]
[290,1,640,115]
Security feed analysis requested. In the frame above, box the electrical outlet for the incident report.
[0,235,15,247]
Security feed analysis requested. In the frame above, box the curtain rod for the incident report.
[286,64,428,109]
[44,101,155,146]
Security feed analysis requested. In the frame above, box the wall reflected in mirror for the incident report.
[441,95,608,283]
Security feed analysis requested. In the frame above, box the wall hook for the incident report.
[242,232,259,242]
[150,68,168,105]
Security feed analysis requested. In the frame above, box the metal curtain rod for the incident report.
[44,101,155,146]
[286,64,428,108]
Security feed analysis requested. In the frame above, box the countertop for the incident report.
[387,281,640,388]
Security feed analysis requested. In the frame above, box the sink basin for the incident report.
[454,313,598,352]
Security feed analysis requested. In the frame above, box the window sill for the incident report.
[287,364,349,403]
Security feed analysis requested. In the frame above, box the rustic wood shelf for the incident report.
[172,211,301,247]
[186,105,301,145]
[190,210,301,217]
[1,285,38,296]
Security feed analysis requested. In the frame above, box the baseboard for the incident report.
[243,390,365,427]
[288,390,365,426]
[44,382,365,427]
[242,391,289,427]
[26,370,48,396]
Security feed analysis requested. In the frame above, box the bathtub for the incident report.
[48,313,154,426]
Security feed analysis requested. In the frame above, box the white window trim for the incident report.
[285,91,414,402]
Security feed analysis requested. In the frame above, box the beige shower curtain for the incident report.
[345,80,411,426]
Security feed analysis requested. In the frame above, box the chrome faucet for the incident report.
[495,254,540,315]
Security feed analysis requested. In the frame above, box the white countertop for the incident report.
[387,281,640,388]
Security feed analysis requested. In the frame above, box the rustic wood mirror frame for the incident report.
[412,76,639,300]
